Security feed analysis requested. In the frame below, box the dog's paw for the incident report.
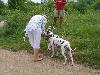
[63,62,66,65]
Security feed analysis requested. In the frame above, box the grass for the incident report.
[0,2,100,69]
[74,49,100,69]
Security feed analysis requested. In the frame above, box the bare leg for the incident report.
[59,17,63,26]
[33,48,42,62]
[54,17,58,26]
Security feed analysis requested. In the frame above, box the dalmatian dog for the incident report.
[45,26,59,50]
[45,28,76,65]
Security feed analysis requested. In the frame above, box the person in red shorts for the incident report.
[54,0,67,26]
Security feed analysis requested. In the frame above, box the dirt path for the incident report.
[0,48,100,75]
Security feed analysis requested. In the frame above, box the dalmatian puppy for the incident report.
[46,30,75,66]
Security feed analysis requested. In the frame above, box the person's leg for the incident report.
[59,17,63,26]
[59,10,64,26]
[33,29,42,61]
[54,9,58,25]
[54,17,58,25]
[33,48,42,61]
[27,31,34,49]
[27,30,42,61]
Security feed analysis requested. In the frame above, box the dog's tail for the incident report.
[71,48,76,54]
[64,45,76,52]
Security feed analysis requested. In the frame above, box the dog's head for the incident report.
[44,26,55,40]
[47,26,55,32]
[45,30,53,40]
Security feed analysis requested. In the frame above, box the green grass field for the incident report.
[0,1,100,69]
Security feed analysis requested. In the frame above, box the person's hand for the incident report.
[41,32,46,37]
[25,33,28,38]
[57,1,66,5]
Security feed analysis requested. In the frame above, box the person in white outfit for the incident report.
[24,15,47,62]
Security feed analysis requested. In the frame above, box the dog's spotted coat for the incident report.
[45,26,75,65]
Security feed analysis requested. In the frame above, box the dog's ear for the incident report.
[47,31,49,34]
[53,26,55,30]
[49,26,52,28]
